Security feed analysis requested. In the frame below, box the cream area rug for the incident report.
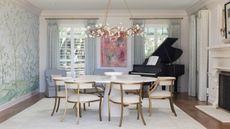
[196,105,230,123]
[0,98,206,129]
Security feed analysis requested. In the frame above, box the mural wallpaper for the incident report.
[100,33,127,67]
[0,0,39,105]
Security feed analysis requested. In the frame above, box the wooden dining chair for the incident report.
[62,80,102,124]
[51,75,65,116]
[147,77,177,116]
[108,81,146,127]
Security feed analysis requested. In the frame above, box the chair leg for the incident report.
[76,102,80,124]
[148,98,152,116]
[119,104,124,127]
[79,103,82,118]
[139,104,146,125]
[56,98,61,112]
[51,98,57,116]
[61,99,67,122]
[99,98,102,121]
[74,104,78,117]
[169,98,177,116]
[83,103,86,111]
[136,104,139,120]
[108,99,111,121]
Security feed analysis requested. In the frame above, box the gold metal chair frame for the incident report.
[62,81,102,124]
[108,82,146,127]
[51,78,65,116]
[147,77,177,117]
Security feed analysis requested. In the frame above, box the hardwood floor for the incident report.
[0,93,230,129]
[174,93,230,129]
[0,93,44,123]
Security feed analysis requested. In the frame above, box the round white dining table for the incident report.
[53,75,157,118]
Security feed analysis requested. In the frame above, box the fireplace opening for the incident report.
[219,72,230,111]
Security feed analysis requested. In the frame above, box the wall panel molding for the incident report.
[186,0,221,15]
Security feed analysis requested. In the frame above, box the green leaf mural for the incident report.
[0,0,39,106]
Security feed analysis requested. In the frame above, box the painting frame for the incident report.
[224,2,230,39]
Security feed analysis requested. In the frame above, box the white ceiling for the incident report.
[26,0,200,10]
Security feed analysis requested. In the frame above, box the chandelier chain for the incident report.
[103,0,112,25]
[123,0,133,19]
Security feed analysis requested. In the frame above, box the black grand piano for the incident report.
[129,37,185,92]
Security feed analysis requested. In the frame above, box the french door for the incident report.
[58,24,86,77]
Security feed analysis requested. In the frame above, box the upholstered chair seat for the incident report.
[150,91,171,98]
[110,94,140,105]
[68,94,100,103]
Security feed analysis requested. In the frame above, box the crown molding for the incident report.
[186,0,221,15]
[41,9,187,19]
[12,0,41,15]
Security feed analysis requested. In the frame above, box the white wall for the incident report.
[186,0,226,103]
[39,10,189,93]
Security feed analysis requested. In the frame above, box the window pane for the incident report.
[59,27,71,73]
[144,25,168,57]
[59,25,86,76]
[73,27,86,75]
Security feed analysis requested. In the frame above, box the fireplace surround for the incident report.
[219,71,230,111]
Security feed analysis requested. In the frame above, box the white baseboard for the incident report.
[0,90,40,112]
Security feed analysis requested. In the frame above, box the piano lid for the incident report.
[144,37,183,64]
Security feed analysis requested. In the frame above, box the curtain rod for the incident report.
[130,18,183,20]
[45,18,99,20]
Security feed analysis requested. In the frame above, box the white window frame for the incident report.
[58,23,86,77]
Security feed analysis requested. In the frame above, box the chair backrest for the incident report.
[110,82,142,91]
[158,77,175,86]
[53,79,65,86]
[108,82,143,104]
[148,77,175,94]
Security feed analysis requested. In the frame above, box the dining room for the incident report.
[1,0,230,129]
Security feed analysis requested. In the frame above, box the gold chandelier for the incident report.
[86,0,143,38]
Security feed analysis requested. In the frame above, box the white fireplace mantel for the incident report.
[208,44,230,107]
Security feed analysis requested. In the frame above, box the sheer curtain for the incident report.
[188,15,197,97]
[133,20,145,64]
[85,20,97,75]
[47,20,59,69]
[196,10,209,101]
[168,19,182,63]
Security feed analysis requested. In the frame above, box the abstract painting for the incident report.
[100,33,127,67]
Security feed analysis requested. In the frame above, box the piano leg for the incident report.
[174,78,178,93]
[162,86,166,91]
